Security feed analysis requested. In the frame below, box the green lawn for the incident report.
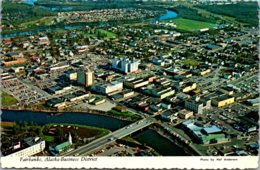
[98,29,117,38]
[1,91,18,107]
[183,59,201,66]
[42,135,55,142]
[164,18,215,31]
[108,109,141,121]
[19,17,54,28]
[82,29,117,39]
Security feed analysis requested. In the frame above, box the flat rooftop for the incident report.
[213,95,233,102]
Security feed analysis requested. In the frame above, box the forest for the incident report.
[195,2,258,26]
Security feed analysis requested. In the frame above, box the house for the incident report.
[6,52,24,59]
[11,67,25,73]
[38,36,50,45]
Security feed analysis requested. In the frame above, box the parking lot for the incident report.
[2,78,48,105]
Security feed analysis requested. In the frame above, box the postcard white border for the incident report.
[1,156,258,169]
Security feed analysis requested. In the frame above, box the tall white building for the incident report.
[112,57,140,73]
[85,71,94,87]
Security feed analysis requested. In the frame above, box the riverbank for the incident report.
[1,109,130,131]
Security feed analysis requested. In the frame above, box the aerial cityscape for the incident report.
[1,0,259,157]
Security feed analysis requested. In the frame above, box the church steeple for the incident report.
[68,133,72,145]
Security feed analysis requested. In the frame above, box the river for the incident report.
[149,10,178,23]
[1,110,130,131]
[133,129,190,156]
[24,0,72,10]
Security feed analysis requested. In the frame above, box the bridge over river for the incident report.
[64,117,155,156]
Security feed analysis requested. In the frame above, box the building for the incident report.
[92,97,106,105]
[211,95,235,107]
[63,71,77,81]
[63,91,89,102]
[121,89,135,98]
[182,82,197,93]
[46,86,73,95]
[77,68,94,87]
[246,98,260,106]
[2,58,27,66]
[178,109,193,119]
[49,133,73,156]
[38,36,50,45]
[198,69,211,76]
[112,57,140,73]
[124,78,149,89]
[182,119,228,144]
[91,81,123,95]
[75,45,88,53]
[218,86,234,95]
[161,110,178,122]
[176,82,197,93]
[46,98,67,109]
[6,52,24,59]
[85,71,94,87]
[114,106,127,112]
[4,137,45,157]
[185,96,211,114]
[144,85,175,99]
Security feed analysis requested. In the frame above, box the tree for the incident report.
[56,127,65,143]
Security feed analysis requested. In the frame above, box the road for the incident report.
[64,117,155,156]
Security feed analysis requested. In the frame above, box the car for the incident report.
[108,137,114,141]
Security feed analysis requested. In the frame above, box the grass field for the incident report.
[42,135,55,142]
[0,122,16,127]
[98,29,117,38]
[19,17,54,28]
[164,17,215,31]
[183,59,201,66]
[1,91,18,107]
